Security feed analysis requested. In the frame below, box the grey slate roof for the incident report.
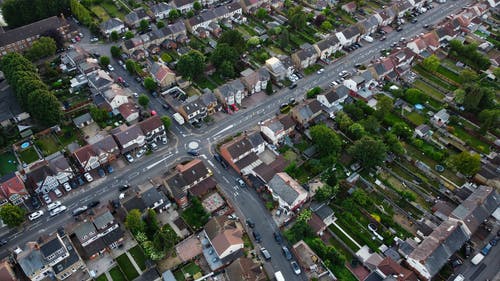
[247,132,265,149]
[17,246,44,278]
[151,3,172,16]
[93,211,115,230]
[40,236,64,258]
[112,125,144,147]
[73,113,93,127]
[268,174,299,205]
[53,237,80,275]
[73,221,96,243]
[141,187,169,209]
[100,18,124,31]
[0,16,67,47]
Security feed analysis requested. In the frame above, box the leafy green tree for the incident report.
[256,8,268,19]
[89,106,109,123]
[2,0,69,27]
[348,136,387,169]
[176,50,205,81]
[422,54,440,72]
[161,116,172,130]
[156,20,165,29]
[462,84,495,112]
[315,185,338,202]
[391,122,412,139]
[288,5,307,31]
[143,77,157,91]
[139,19,150,33]
[320,20,333,30]
[110,45,122,58]
[193,1,202,10]
[348,123,365,140]
[26,37,57,61]
[110,30,119,41]
[446,151,481,177]
[335,111,353,131]
[297,209,312,224]
[343,103,364,121]
[459,69,478,84]
[265,80,273,95]
[218,30,246,53]
[144,209,160,240]
[247,36,260,47]
[404,88,424,105]
[306,86,322,98]
[125,209,145,234]
[153,225,179,256]
[125,59,138,74]
[219,60,235,78]
[279,29,290,49]
[27,89,62,126]
[375,95,393,120]
[124,31,134,39]
[186,10,194,17]
[70,0,93,25]
[284,220,313,243]
[360,115,380,134]
[384,132,404,155]
[99,56,110,67]
[0,204,26,227]
[478,109,500,133]
[310,124,342,157]
[138,94,150,108]
[168,9,181,21]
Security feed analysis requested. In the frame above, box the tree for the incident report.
[218,30,246,53]
[315,184,338,202]
[348,123,366,140]
[265,80,273,95]
[297,209,312,224]
[404,88,424,105]
[256,8,268,19]
[391,122,412,139]
[168,9,181,21]
[446,151,480,177]
[219,60,235,78]
[288,5,307,31]
[125,59,138,74]
[0,204,26,227]
[375,95,393,120]
[360,115,380,134]
[27,89,62,126]
[336,111,353,131]
[143,77,157,91]
[193,1,202,10]
[110,45,122,58]
[320,20,333,30]
[156,20,165,29]
[99,56,110,67]
[384,132,404,154]
[144,209,160,239]
[459,69,478,84]
[161,116,172,130]
[279,29,290,49]
[186,10,194,17]
[70,0,93,25]
[26,37,56,61]
[176,50,205,81]
[90,106,109,123]
[422,55,440,72]
[139,19,150,33]
[478,109,500,133]
[2,0,69,27]
[125,209,145,234]
[247,36,260,47]
[138,94,150,108]
[124,31,134,39]
[110,30,119,41]
[310,124,342,157]
[462,84,495,112]
[314,14,326,26]
[348,136,387,169]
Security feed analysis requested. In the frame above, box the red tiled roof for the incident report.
[118,103,139,119]
[73,144,97,165]
[138,115,163,134]
[0,173,28,198]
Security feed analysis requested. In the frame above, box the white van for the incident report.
[453,274,465,281]
[471,253,484,265]
[274,271,285,281]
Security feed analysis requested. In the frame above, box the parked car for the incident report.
[31,198,41,209]
[161,136,168,144]
[187,149,199,156]
[253,231,262,242]
[47,201,61,211]
[291,261,302,275]
[105,165,114,174]
[261,248,271,260]
[0,240,7,247]
[43,194,52,204]
[149,142,158,151]
[63,182,71,192]
[72,206,88,217]
[481,243,492,255]
[50,206,67,217]
[53,188,62,198]
[88,200,100,208]
[107,64,114,71]
[282,246,292,260]
[316,68,324,75]
[28,210,44,221]
[119,184,131,191]
[236,178,246,187]
[125,153,134,163]
[274,232,283,244]
[136,148,146,158]
[246,218,255,228]
[84,172,93,182]
[288,83,297,89]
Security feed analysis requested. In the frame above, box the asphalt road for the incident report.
[0,2,475,279]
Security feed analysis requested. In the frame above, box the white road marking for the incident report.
[222,176,229,183]
[201,154,207,159]
[213,125,233,137]
[207,160,215,167]
[144,153,173,170]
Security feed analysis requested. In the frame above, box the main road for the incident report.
[0,1,472,279]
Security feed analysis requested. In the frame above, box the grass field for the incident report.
[174,262,202,281]
[91,6,110,21]
[35,135,60,156]
[0,151,18,176]
[96,275,108,281]
[436,65,461,84]
[405,111,426,126]
[128,246,147,271]
[101,0,126,19]
[412,79,445,101]
[18,146,39,164]
[109,266,126,281]
[451,126,490,154]
[116,254,139,281]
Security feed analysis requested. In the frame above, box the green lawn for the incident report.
[405,111,426,126]
[436,65,461,84]
[35,135,60,156]
[303,64,322,75]
[0,151,18,176]
[96,275,108,281]
[413,64,457,91]
[57,125,80,147]
[451,126,490,154]
[91,6,110,21]
[116,254,139,281]
[329,224,360,251]
[101,0,126,19]
[128,245,147,271]
[18,146,39,164]
[412,79,445,101]
[173,262,202,281]
[108,266,126,281]
[195,77,217,90]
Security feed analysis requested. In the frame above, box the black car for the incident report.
[411,18,418,23]
[274,231,283,243]
[0,240,7,247]
[214,153,222,162]
[122,81,129,87]
[119,184,131,191]
[246,218,255,228]
[252,231,262,242]
[187,150,199,156]
[88,200,100,208]
[31,198,41,209]
[135,76,142,83]
[288,83,297,89]
[396,26,403,32]
[220,160,228,169]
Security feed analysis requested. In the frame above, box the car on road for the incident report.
[119,184,131,191]
[282,246,292,260]
[149,142,158,151]
[489,238,497,246]
[423,24,430,29]
[136,148,146,158]
[288,83,297,89]
[339,70,348,77]
[54,188,62,198]
[481,243,492,255]
[187,149,199,156]
[274,232,283,243]
[236,178,246,187]
[396,26,403,32]
[465,244,472,258]
[84,172,93,182]
[50,206,67,217]
[28,210,44,221]
[47,201,61,211]
[132,92,139,99]
[72,206,88,217]
[411,18,418,23]
[107,64,114,71]
[316,68,324,75]
[90,37,98,42]
[161,136,168,145]
[88,200,100,208]
[43,194,52,204]
[252,230,262,242]
[125,153,134,163]
[63,182,72,192]
[291,261,301,275]
[260,247,271,260]
[246,218,255,228]
[380,36,387,41]
[0,240,7,247]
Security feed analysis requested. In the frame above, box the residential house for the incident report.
[184,3,243,34]
[26,161,61,194]
[360,15,380,36]
[240,68,270,94]
[265,56,293,81]
[0,259,17,281]
[414,124,432,138]
[73,113,94,129]
[111,124,146,154]
[406,219,469,280]
[178,99,207,124]
[87,70,114,92]
[160,21,188,44]
[393,0,414,18]
[16,242,51,281]
[343,75,365,92]
[0,172,29,206]
[0,16,70,57]
[260,115,295,145]
[378,7,397,26]
[291,100,323,128]
[310,201,335,226]
[224,257,266,280]
[173,0,195,13]
[118,103,140,123]
[341,1,356,13]
[76,58,100,75]
[99,18,126,37]
[267,172,308,211]
[214,79,246,112]
[219,133,265,175]
[124,8,150,28]
[46,152,74,186]
[166,159,213,196]
[435,23,459,46]
[389,47,416,77]
[102,84,132,110]
[431,109,449,127]
[122,183,171,213]
[308,213,327,235]
[420,31,440,52]
[377,257,417,281]
[150,3,173,20]
[122,37,144,56]
[72,209,124,259]
[203,216,244,266]
[208,22,222,37]
[291,44,319,70]
[335,25,362,46]
[200,89,218,115]
[138,115,166,144]
[292,240,336,280]
[240,0,270,14]
[73,135,119,172]
[314,35,341,60]
[253,155,288,184]
[150,62,176,89]
[316,87,348,117]
[368,57,395,80]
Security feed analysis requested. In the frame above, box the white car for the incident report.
[133,92,139,98]
[291,261,302,275]
[136,148,146,158]
[107,64,114,71]
[50,205,67,217]
[84,172,93,182]
[54,188,62,198]
[47,201,62,211]
[339,70,348,77]
[90,37,98,42]
[161,136,168,144]
[149,142,158,151]
[43,194,52,204]
[317,68,325,74]
[28,210,44,221]
[125,153,134,163]
[63,182,72,192]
